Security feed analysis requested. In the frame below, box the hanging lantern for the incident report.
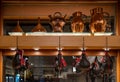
[32,17,46,32]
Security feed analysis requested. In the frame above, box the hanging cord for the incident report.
[16,36,18,50]
[105,37,109,51]
[58,36,61,51]
[82,36,85,51]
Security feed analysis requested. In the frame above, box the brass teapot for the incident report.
[71,11,85,32]
[90,7,109,34]
[48,12,66,32]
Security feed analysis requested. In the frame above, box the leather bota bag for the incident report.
[48,12,66,32]
[71,11,85,32]
[89,56,101,77]
[76,51,90,70]
[101,51,113,74]
[90,7,109,34]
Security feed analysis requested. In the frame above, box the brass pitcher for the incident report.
[48,12,66,32]
[90,7,109,34]
[71,11,85,32]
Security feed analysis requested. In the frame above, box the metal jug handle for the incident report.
[103,12,110,17]
[53,12,62,17]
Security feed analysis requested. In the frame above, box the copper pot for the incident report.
[48,12,66,32]
[90,7,109,34]
[71,11,85,32]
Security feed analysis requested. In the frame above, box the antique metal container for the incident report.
[90,7,109,34]
[71,11,85,32]
[48,12,66,32]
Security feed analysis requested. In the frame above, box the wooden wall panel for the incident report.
[85,36,106,49]
[0,36,120,49]
[0,0,3,36]
[108,36,120,48]
[0,51,3,82]
[18,36,59,49]
[118,1,120,35]
[61,36,83,49]
[3,2,116,19]
[0,36,16,49]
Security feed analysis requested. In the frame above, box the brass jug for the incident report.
[71,11,85,32]
[90,7,109,34]
[32,17,46,32]
[48,12,66,32]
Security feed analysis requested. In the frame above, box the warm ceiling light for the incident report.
[33,48,40,51]
[57,48,62,51]
[103,48,110,51]
[10,47,16,50]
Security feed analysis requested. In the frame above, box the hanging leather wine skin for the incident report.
[92,56,101,72]
[12,49,22,70]
[55,50,67,72]
[77,51,90,70]
[89,56,101,78]
[101,51,113,74]
[71,11,85,32]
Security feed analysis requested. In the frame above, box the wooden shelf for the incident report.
[0,36,120,50]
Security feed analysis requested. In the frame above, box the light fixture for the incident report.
[10,47,17,51]
[33,47,40,51]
